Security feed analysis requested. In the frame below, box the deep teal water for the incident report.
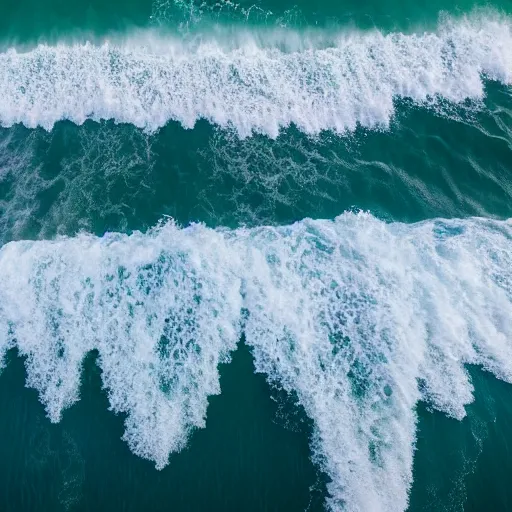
[0,0,511,511]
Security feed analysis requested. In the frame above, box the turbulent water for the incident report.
[0,0,511,511]
[1,16,511,135]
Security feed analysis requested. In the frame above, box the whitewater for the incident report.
[0,212,511,512]
[0,13,511,136]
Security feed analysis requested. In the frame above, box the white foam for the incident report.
[0,13,511,137]
[0,224,244,468]
[0,212,511,511]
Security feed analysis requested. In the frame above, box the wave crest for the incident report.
[0,13,511,136]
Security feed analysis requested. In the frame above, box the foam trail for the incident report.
[0,13,511,137]
[0,213,511,512]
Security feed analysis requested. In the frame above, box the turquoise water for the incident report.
[0,0,511,511]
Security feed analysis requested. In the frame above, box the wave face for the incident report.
[0,212,511,511]
[0,13,510,136]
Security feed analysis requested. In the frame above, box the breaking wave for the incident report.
[0,13,510,137]
[0,212,511,511]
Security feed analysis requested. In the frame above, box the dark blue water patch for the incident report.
[409,365,512,512]
[0,342,325,512]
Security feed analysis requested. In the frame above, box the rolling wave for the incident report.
[0,13,510,136]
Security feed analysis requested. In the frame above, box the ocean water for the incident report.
[0,0,511,510]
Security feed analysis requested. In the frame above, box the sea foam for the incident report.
[0,212,511,512]
[0,13,511,137]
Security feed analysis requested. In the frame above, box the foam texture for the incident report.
[0,212,511,511]
[0,13,511,137]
